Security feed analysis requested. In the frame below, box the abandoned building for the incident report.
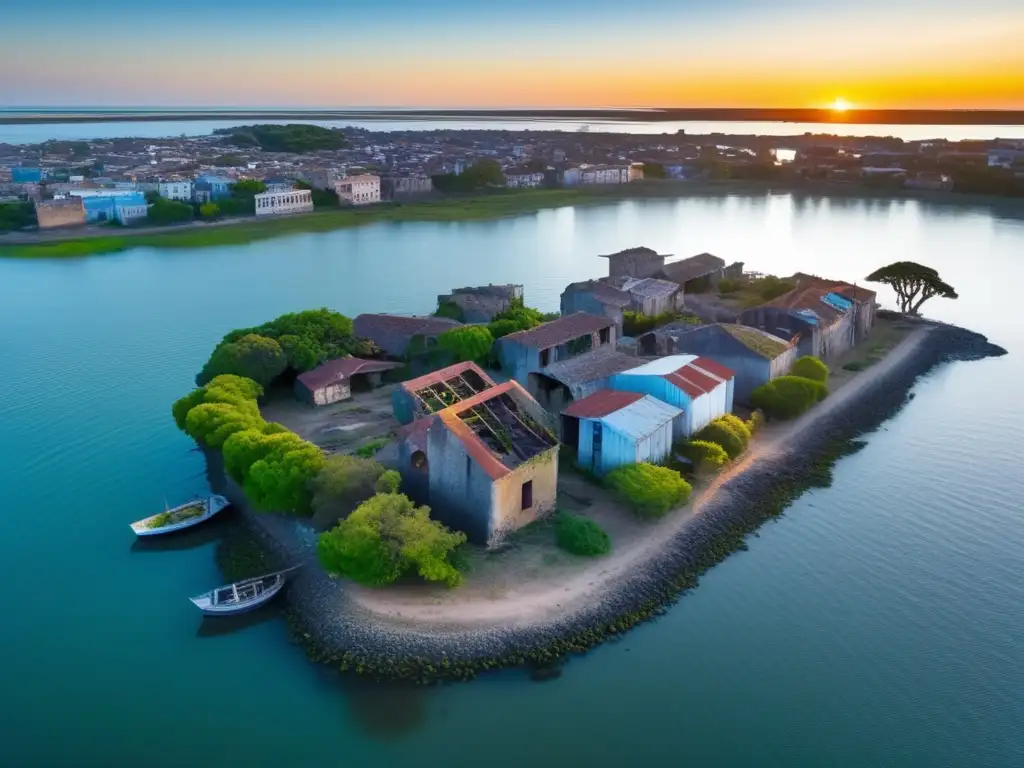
[495,312,617,394]
[560,280,631,334]
[530,346,640,416]
[598,246,674,279]
[640,323,796,404]
[294,357,402,406]
[562,390,681,476]
[740,277,875,360]
[436,284,524,323]
[612,276,685,317]
[609,355,735,440]
[657,253,729,292]
[391,361,496,425]
[396,380,559,545]
[353,313,462,358]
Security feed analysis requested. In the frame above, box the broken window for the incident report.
[599,327,610,345]
[539,348,551,367]
[521,480,533,510]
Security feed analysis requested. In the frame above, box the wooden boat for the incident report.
[189,567,299,616]
[130,495,230,537]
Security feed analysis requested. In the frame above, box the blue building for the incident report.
[11,167,42,183]
[81,192,149,224]
[562,390,681,476]
[608,355,735,440]
[193,175,233,202]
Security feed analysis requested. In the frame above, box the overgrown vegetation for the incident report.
[606,463,692,519]
[217,124,349,153]
[676,439,730,474]
[719,274,797,308]
[173,374,325,515]
[147,197,193,225]
[316,492,467,587]
[197,308,371,387]
[554,512,611,556]
[622,311,701,337]
[751,375,829,419]
[486,298,557,338]
[436,325,494,363]
[790,355,829,383]
[354,438,389,458]
[0,201,36,232]
[431,159,506,193]
[693,415,751,460]
[433,301,465,322]
[309,454,390,523]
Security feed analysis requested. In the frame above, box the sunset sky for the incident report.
[2,0,1022,109]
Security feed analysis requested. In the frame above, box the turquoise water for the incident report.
[1,194,1022,767]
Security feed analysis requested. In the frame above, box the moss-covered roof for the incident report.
[721,324,791,359]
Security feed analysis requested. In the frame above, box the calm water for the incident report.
[2,194,1023,767]
[3,117,1024,144]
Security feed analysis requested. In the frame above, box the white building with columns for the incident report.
[158,180,194,201]
[334,174,381,206]
[254,189,314,216]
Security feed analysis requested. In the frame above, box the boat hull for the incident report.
[190,580,286,616]
[130,495,230,536]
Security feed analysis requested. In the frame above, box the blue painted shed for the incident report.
[608,354,734,440]
[563,390,681,476]
[12,167,42,183]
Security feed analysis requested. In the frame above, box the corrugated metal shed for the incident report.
[602,396,682,441]
[616,355,698,376]
[573,393,681,475]
[563,390,644,419]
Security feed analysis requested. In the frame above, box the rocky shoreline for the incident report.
[207,314,1006,683]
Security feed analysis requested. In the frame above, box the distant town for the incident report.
[1,123,1023,234]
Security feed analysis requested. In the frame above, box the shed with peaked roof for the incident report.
[609,354,735,439]
[562,391,681,476]
[531,346,640,415]
[294,357,402,406]
[353,313,462,358]
[657,253,727,291]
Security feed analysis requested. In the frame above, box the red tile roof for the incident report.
[296,357,401,391]
[501,312,613,350]
[399,361,495,394]
[562,390,645,419]
[689,357,736,383]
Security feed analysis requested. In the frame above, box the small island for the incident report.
[172,252,1004,682]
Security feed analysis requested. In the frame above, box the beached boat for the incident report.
[189,567,299,616]
[130,495,230,537]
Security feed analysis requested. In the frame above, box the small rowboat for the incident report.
[130,495,230,537]
[189,567,299,616]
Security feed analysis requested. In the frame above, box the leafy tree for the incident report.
[375,470,402,494]
[0,201,37,232]
[487,299,550,338]
[216,124,348,153]
[244,439,325,515]
[487,319,521,339]
[197,334,288,387]
[642,162,666,179]
[199,202,220,219]
[184,402,263,448]
[605,463,692,519]
[147,198,193,225]
[555,512,611,556]
[316,493,467,587]
[437,326,494,363]
[172,374,264,433]
[434,301,465,322]
[751,375,828,420]
[865,261,959,315]
[222,428,307,484]
[230,179,267,197]
[143,190,160,204]
[677,439,730,474]
[790,355,829,383]
[309,454,388,521]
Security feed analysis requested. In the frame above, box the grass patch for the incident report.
[554,512,611,557]
[353,438,389,458]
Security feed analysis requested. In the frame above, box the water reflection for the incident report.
[194,602,281,637]
[344,681,427,740]
[129,513,231,553]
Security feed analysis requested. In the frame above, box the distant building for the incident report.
[81,192,148,224]
[396,380,559,545]
[300,168,346,190]
[294,357,401,406]
[381,175,433,199]
[598,246,673,280]
[641,322,796,404]
[157,180,193,201]
[437,284,524,323]
[532,346,640,415]
[193,175,233,202]
[34,197,86,229]
[562,391,681,476]
[563,164,630,186]
[334,175,381,206]
[505,171,545,189]
[353,313,462,359]
[614,276,684,317]
[987,149,1024,169]
[11,167,42,184]
[560,280,631,335]
[609,355,735,440]
[254,189,313,216]
[263,180,294,194]
[495,312,617,394]
[628,163,645,182]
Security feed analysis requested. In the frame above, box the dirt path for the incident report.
[347,327,932,630]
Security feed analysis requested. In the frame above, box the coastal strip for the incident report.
[210,317,1005,683]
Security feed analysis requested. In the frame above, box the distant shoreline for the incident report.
[3,181,1022,258]
[3,107,1024,127]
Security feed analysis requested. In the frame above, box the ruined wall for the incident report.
[35,199,85,229]
[489,447,559,542]
[425,423,495,543]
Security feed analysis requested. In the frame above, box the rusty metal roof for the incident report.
[295,357,401,391]
[562,390,645,419]
[501,312,614,349]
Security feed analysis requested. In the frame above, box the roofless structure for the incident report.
[392,361,496,425]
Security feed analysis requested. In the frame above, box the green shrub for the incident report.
[434,301,464,321]
[605,463,692,519]
[554,512,611,556]
[436,325,494,363]
[746,409,765,435]
[316,492,467,587]
[751,376,829,420]
[677,440,730,474]
[197,333,288,388]
[718,277,741,294]
[694,415,750,459]
[375,470,402,494]
[487,318,521,339]
[308,454,388,521]
[354,438,388,458]
[790,355,829,383]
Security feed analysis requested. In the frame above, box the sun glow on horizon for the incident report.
[831,97,853,112]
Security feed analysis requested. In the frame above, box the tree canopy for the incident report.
[436,326,494,363]
[217,124,348,153]
[486,298,558,338]
[865,261,958,315]
[198,308,371,386]
[309,454,389,523]
[316,493,467,587]
[0,201,36,232]
[431,159,506,193]
[147,198,193,225]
